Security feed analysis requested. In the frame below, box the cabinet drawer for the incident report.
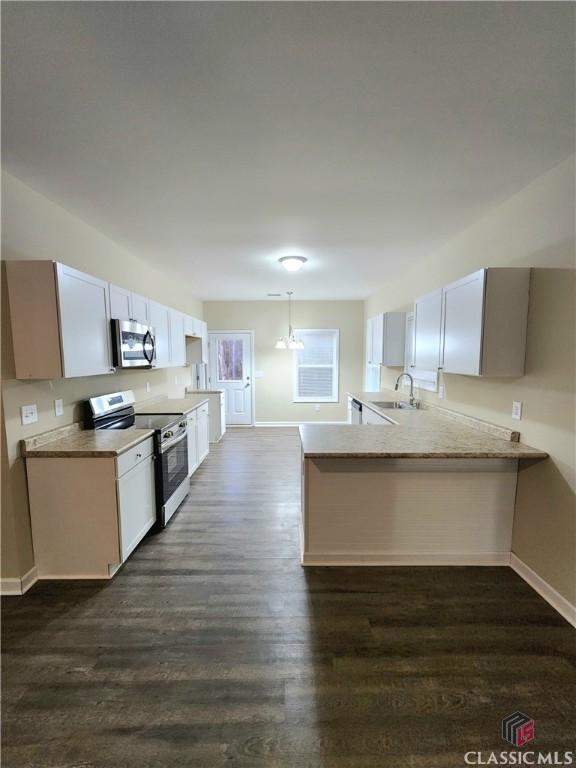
[186,409,197,424]
[116,437,154,478]
[199,403,209,417]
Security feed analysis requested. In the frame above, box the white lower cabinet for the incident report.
[26,436,155,579]
[186,410,199,476]
[117,454,156,561]
[197,404,210,463]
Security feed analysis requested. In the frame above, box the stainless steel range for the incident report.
[84,390,189,527]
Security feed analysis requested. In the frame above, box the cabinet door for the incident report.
[365,317,373,365]
[197,408,210,462]
[187,412,199,476]
[56,263,113,377]
[413,288,442,371]
[117,455,156,561]
[109,284,132,321]
[200,321,209,364]
[131,293,150,325]
[370,314,384,365]
[169,310,186,367]
[219,393,226,438]
[441,270,485,376]
[405,312,415,369]
[149,301,171,367]
[381,312,405,366]
[361,406,391,425]
[184,315,200,337]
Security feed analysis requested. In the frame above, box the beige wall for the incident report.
[365,157,576,604]
[204,300,364,423]
[1,172,203,581]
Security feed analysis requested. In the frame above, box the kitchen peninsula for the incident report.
[299,392,548,566]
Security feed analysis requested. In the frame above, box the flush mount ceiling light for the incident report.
[279,255,307,273]
[275,291,304,350]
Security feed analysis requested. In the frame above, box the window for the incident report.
[217,338,243,381]
[293,329,339,402]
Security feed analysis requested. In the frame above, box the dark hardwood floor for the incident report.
[2,427,575,767]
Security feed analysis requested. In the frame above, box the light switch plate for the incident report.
[511,401,522,420]
[146,382,151,393]
[21,404,38,425]
[255,371,264,379]
[54,399,64,417]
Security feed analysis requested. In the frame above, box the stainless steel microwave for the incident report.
[112,319,156,368]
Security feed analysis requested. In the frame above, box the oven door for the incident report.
[157,432,189,508]
[112,319,156,368]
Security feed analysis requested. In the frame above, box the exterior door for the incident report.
[209,332,253,425]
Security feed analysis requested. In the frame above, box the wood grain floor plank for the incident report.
[2,427,575,767]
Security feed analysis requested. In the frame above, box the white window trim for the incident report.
[292,328,340,403]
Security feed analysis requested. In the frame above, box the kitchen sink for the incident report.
[371,400,419,410]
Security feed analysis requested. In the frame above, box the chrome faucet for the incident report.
[394,372,415,407]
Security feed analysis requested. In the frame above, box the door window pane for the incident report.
[217,339,243,381]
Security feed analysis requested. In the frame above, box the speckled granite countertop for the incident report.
[23,427,155,458]
[299,392,548,459]
[136,397,209,415]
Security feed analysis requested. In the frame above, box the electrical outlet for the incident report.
[314,404,321,412]
[21,404,38,425]
[54,399,64,417]
[438,384,445,400]
[146,382,151,393]
[511,401,522,420]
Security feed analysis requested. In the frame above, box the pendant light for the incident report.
[275,291,304,350]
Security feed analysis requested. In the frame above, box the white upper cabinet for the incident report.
[367,313,405,366]
[184,315,202,337]
[56,263,113,377]
[369,315,384,365]
[382,312,405,366]
[109,285,150,325]
[365,316,374,365]
[130,293,150,325]
[412,288,443,371]
[169,309,186,367]
[199,321,209,364]
[441,270,485,376]
[149,301,171,368]
[109,284,132,321]
[441,268,530,377]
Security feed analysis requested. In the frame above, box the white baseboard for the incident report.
[255,421,348,427]
[1,565,38,596]
[510,553,576,628]
[301,553,511,566]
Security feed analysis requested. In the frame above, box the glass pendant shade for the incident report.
[274,291,304,351]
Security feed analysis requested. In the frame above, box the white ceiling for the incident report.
[2,2,574,300]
